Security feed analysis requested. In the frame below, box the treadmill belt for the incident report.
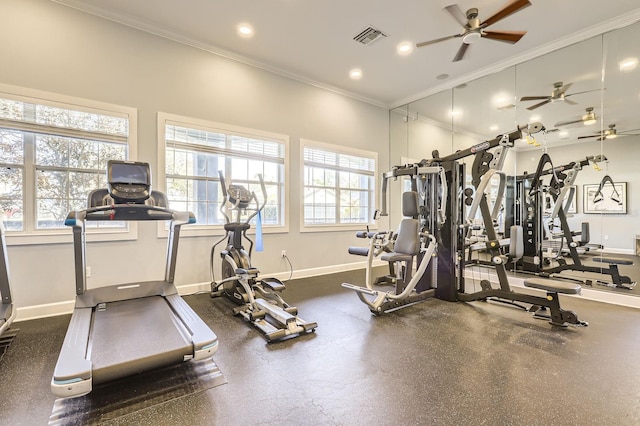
[48,358,226,425]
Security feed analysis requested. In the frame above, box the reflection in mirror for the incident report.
[512,34,608,288]
[389,91,453,227]
[389,19,640,298]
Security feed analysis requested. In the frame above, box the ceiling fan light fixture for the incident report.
[583,116,596,126]
[605,132,617,139]
[462,31,482,44]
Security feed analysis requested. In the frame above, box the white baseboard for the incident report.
[601,247,635,255]
[14,259,383,322]
[15,300,76,322]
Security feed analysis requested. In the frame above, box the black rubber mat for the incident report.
[0,328,18,362]
[48,358,226,425]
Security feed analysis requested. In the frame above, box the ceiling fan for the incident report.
[554,107,597,127]
[578,124,640,141]
[416,0,531,62]
[520,81,601,110]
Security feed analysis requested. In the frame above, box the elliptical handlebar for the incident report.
[217,170,267,225]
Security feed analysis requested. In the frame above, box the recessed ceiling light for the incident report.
[530,115,541,122]
[397,42,414,55]
[619,57,638,72]
[237,23,254,38]
[349,68,363,80]
[450,109,462,117]
[436,74,449,80]
[559,131,569,139]
[489,125,499,131]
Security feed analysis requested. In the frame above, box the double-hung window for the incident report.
[159,113,288,234]
[302,139,377,230]
[0,84,136,243]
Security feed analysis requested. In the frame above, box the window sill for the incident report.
[300,223,377,233]
[5,226,137,246]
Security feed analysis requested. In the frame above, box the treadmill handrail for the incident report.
[65,204,195,226]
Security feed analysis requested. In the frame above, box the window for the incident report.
[0,84,136,243]
[158,113,288,234]
[302,139,376,230]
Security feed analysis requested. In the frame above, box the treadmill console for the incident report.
[107,160,152,204]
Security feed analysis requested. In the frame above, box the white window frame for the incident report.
[157,112,289,238]
[300,139,377,233]
[0,83,138,245]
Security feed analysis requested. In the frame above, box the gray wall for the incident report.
[0,0,389,311]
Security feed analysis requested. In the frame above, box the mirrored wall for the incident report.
[389,20,640,297]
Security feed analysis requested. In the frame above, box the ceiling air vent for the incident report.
[353,26,388,46]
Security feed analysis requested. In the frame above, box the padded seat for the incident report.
[591,257,633,265]
[380,252,414,263]
[524,277,581,294]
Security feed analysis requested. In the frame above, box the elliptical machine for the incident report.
[210,171,317,342]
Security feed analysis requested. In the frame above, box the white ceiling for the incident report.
[53,0,640,108]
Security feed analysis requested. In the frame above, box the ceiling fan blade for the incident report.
[444,4,469,28]
[527,99,551,110]
[564,98,578,105]
[620,128,640,134]
[416,34,460,48]
[481,0,532,28]
[520,96,549,101]
[577,134,602,140]
[565,88,602,97]
[453,43,470,62]
[555,118,584,127]
[482,30,526,44]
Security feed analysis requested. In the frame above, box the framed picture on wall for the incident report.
[583,182,627,214]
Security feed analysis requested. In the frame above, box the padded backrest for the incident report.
[581,222,590,245]
[393,218,420,255]
[389,191,420,256]
[402,191,419,218]
[509,225,524,260]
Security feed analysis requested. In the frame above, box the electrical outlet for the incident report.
[86,266,91,277]
[604,235,609,240]
[281,250,286,258]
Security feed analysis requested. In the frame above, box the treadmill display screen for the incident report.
[110,163,150,185]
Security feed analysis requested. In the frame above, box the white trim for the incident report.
[50,2,640,109]
[5,225,138,246]
[0,82,139,244]
[300,138,378,233]
[51,0,388,109]
[15,300,76,322]
[156,112,290,238]
[601,248,635,256]
[15,259,638,321]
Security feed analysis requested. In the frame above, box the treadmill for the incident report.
[51,160,218,398]
[0,222,16,337]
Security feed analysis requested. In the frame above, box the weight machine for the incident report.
[506,154,635,289]
[341,164,445,314]
[430,124,587,326]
